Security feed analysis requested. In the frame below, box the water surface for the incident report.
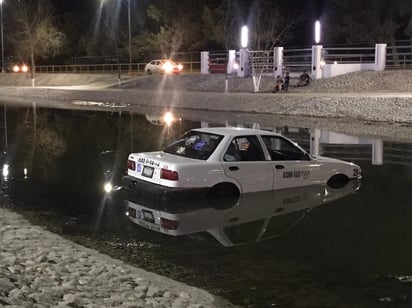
[1,103,412,307]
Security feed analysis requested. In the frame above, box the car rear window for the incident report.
[164,131,223,160]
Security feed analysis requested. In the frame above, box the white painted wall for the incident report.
[322,63,376,78]
[200,51,209,75]
[273,47,283,78]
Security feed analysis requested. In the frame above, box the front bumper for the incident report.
[122,175,209,201]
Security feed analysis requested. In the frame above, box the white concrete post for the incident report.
[310,128,321,156]
[200,51,209,74]
[238,48,250,77]
[273,47,283,78]
[227,50,236,74]
[311,45,323,80]
[375,43,387,71]
[372,139,383,165]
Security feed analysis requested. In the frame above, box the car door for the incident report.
[222,135,273,193]
[261,135,322,189]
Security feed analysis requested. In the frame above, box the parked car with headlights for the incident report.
[5,63,29,73]
[122,127,362,201]
[144,59,183,75]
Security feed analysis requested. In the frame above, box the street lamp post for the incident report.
[239,26,249,78]
[1,0,5,73]
[127,0,131,73]
[100,0,132,74]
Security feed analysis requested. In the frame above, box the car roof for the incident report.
[191,127,282,137]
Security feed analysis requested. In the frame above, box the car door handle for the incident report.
[229,166,239,171]
[275,165,285,170]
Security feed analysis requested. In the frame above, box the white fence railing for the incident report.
[386,42,412,69]
[35,61,201,75]
[33,42,411,78]
[203,44,388,80]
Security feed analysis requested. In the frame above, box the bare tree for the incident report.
[9,0,64,87]
[244,2,303,92]
[249,3,301,50]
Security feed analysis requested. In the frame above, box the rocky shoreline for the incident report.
[0,207,234,307]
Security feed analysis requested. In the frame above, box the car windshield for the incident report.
[164,131,223,160]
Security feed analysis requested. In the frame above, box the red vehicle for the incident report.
[208,59,227,74]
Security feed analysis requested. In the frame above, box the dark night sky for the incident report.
[51,0,325,46]
[53,0,324,18]
[54,0,94,14]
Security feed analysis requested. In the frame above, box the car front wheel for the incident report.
[327,174,349,189]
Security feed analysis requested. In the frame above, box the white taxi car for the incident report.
[144,59,183,75]
[125,179,361,246]
[123,127,362,200]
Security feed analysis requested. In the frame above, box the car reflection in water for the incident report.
[125,179,361,246]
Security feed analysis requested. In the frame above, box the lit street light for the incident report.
[241,25,248,48]
[239,26,249,78]
[1,0,4,73]
[315,20,321,44]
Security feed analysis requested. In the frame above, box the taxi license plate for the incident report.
[137,220,160,231]
[136,209,159,231]
[142,209,155,223]
[142,166,154,178]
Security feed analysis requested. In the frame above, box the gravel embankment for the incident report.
[0,207,234,308]
[121,70,412,93]
[1,70,411,125]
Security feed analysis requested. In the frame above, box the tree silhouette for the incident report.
[8,0,64,86]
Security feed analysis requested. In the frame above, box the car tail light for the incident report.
[127,159,136,170]
[161,218,179,230]
[126,207,136,218]
[160,168,178,180]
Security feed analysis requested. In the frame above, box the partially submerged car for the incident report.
[144,59,183,75]
[125,179,361,246]
[123,127,362,201]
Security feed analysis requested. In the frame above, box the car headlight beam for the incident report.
[163,62,173,73]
